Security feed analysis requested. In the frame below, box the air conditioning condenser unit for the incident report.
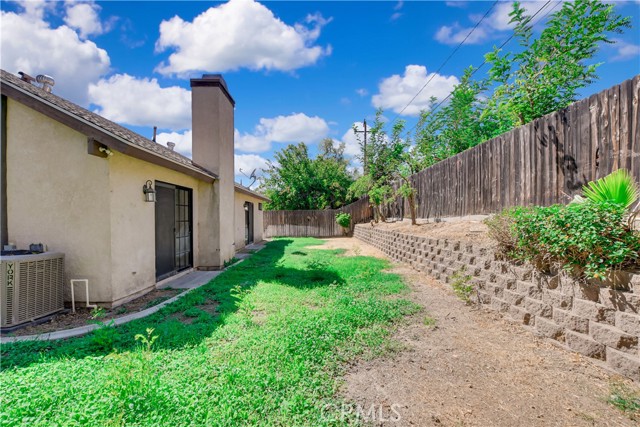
[1,252,65,330]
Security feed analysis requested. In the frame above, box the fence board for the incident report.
[263,197,374,238]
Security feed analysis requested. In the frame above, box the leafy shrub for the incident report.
[335,212,351,228]
[135,328,159,352]
[485,206,522,256]
[486,201,640,279]
[223,257,239,268]
[182,307,205,318]
[450,267,474,303]
[609,380,640,420]
[305,258,330,270]
[88,320,119,351]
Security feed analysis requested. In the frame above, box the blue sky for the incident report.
[2,0,639,185]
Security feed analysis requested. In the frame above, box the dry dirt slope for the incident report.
[314,238,638,427]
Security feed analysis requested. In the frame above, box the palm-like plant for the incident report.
[582,169,639,210]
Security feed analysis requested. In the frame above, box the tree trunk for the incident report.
[408,192,417,225]
[399,176,418,225]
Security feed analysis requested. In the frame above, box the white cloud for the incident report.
[88,74,191,130]
[235,113,330,152]
[340,122,365,157]
[235,154,269,180]
[261,113,329,142]
[436,1,550,45]
[155,0,331,76]
[483,1,545,32]
[335,121,390,174]
[611,39,640,61]
[11,0,55,21]
[445,1,469,8]
[435,22,490,45]
[356,88,368,97]
[63,1,103,39]
[338,121,389,160]
[234,130,272,153]
[156,130,193,157]
[0,9,110,105]
[154,129,269,186]
[372,65,459,116]
[390,1,403,21]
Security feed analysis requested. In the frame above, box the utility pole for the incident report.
[354,119,368,173]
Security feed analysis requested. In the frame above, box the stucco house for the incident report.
[0,69,268,307]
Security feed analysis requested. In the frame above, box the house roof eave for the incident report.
[1,71,217,183]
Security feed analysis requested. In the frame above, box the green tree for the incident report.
[350,112,395,222]
[260,140,355,210]
[313,138,356,209]
[350,111,420,224]
[413,0,630,170]
[485,0,631,127]
[413,68,498,166]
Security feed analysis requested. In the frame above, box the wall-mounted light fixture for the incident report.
[98,147,114,157]
[143,180,156,202]
[244,203,249,211]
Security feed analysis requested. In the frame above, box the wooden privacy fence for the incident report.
[382,75,640,219]
[263,197,373,238]
[263,75,639,237]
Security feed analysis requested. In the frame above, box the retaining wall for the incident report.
[354,224,640,381]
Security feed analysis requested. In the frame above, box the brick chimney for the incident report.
[190,74,236,266]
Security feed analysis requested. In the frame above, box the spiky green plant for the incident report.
[582,169,639,210]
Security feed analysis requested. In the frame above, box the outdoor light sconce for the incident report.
[98,147,114,157]
[244,203,249,211]
[143,180,156,202]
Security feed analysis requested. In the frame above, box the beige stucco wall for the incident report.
[108,153,208,305]
[6,80,238,306]
[5,99,113,303]
[5,99,221,307]
[234,191,265,251]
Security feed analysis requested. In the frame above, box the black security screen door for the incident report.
[155,182,193,281]
[244,202,254,245]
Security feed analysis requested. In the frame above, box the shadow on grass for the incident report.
[1,238,346,371]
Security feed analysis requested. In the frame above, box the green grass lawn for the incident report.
[0,238,419,426]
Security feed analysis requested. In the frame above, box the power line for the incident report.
[403,0,557,136]
[385,0,500,125]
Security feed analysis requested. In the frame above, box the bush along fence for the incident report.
[381,75,640,220]
[263,197,373,238]
[354,224,640,381]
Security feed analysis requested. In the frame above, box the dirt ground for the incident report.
[368,218,494,244]
[315,237,639,427]
[3,288,183,337]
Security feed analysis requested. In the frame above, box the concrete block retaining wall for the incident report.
[354,224,640,381]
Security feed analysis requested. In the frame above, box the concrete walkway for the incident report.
[1,243,266,343]
[160,270,221,290]
[236,242,267,259]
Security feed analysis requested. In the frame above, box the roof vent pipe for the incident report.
[152,126,157,142]
[167,142,175,151]
[35,74,55,93]
[18,71,36,84]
